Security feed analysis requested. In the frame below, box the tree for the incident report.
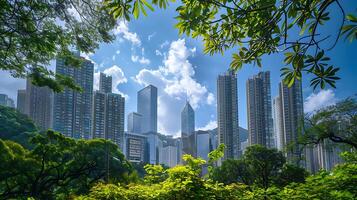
[0,130,133,199]
[244,145,285,189]
[0,105,38,148]
[105,0,357,90]
[211,159,253,185]
[0,0,119,92]
[273,164,309,187]
[302,97,357,149]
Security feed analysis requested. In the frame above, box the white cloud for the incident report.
[116,50,120,54]
[155,50,163,56]
[148,32,156,41]
[133,39,213,135]
[113,21,141,46]
[131,53,151,65]
[112,55,116,61]
[304,89,337,113]
[160,40,169,49]
[94,65,128,99]
[197,120,217,131]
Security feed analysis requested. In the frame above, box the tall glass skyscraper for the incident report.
[181,101,196,157]
[25,79,53,131]
[137,85,157,133]
[53,54,94,139]
[246,71,274,148]
[217,70,240,160]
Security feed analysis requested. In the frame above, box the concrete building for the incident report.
[246,71,274,148]
[92,73,125,149]
[276,80,304,164]
[145,131,160,164]
[17,90,26,114]
[53,54,94,139]
[25,80,53,131]
[161,145,178,168]
[217,70,240,160]
[0,94,15,108]
[99,72,112,93]
[137,85,157,133]
[124,132,147,163]
[181,101,196,157]
[127,112,142,134]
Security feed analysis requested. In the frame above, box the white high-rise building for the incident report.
[161,145,178,168]
[217,70,240,160]
[273,96,284,150]
[0,94,15,108]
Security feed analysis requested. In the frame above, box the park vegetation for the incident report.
[1,99,357,199]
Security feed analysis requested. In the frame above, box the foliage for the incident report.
[101,0,357,89]
[277,161,357,199]
[0,105,38,148]
[302,97,357,149]
[0,130,133,199]
[273,164,309,187]
[173,0,357,89]
[0,0,117,92]
[212,159,253,185]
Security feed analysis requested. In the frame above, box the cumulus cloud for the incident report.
[94,65,128,99]
[160,40,169,49]
[131,55,151,65]
[113,21,141,46]
[197,120,217,131]
[304,89,337,113]
[133,39,214,135]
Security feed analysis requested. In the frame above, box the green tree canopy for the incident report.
[302,97,357,149]
[0,0,118,92]
[0,105,38,147]
[0,130,133,199]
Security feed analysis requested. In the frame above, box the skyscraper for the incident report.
[92,73,125,149]
[25,79,53,131]
[99,72,112,93]
[127,112,142,133]
[276,80,304,164]
[53,54,94,139]
[217,70,240,160]
[181,101,196,157]
[273,96,284,150]
[246,71,274,148]
[0,94,15,108]
[17,89,26,114]
[196,130,210,161]
[137,85,157,133]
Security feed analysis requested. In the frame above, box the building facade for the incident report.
[246,71,274,148]
[92,73,125,149]
[99,72,112,93]
[17,90,26,114]
[277,80,304,164]
[137,85,157,133]
[196,130,210,161]
[0,94,15,108]
[161,145,178,168]
[124,132,147,163]
[25,79,53,131]
[217,70,240,160]
[181,102,196,157]
[127,112,142,134]
[53,55,94,139]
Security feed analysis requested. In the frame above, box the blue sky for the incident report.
[0,1,356,136]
